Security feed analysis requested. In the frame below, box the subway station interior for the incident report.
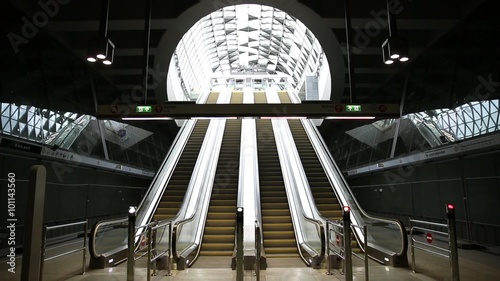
[1,0,500,280]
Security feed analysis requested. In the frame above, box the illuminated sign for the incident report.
[136,106,152,113]
[346,105,362,112]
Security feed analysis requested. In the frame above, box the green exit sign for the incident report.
[136,106,152,113]
[346,104,362,112]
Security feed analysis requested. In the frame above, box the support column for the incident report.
[21,165,47,281]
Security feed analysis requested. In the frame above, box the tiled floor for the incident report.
[2,239,500,280]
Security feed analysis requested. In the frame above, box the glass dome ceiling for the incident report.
[172,4,327,99]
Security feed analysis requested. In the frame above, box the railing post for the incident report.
[326,220,332,275]
[127,207,137,281]
[39,225,47,281]
[151,226,158,277]
[255,220,261,281]
[236,207,244,281]
[446,204,460,281]
[82,220,88,275]
[343,206,353,281]
[21,165,47,281]
[363,225,369,281]
[410,218,416,273]
[166,223,172,276]
[147,227,152,281]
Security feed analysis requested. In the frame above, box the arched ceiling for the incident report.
[173,4,327,98]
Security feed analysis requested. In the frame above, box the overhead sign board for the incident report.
[98,102,399,119]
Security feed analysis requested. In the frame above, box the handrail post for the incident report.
[39,225,47,281]
[446,204,460,281]
[326,220,332,275]
[82,220,88,275]
[236,207,244,281]
[166,223,172,276]
[343,206,353,281]
[410,218,416,273]
[255,220,261,281]
[147,227,152,281]
[151,226,158,277]
[363,225,369,281]
[127,207,137,281]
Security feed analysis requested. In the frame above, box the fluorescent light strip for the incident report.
[191,117,238,120]
[325,116,376,120]
[122,117,174,121]
[260,116,307,119]
[122,116,375,120]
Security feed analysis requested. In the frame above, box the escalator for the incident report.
[153,120,210,221]
[287,120,361,254]
[200,119,242,257]
[287,119,341,220]
[256,119,299,259]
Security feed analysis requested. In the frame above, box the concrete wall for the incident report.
[347,149,500,247]
[0,152,151,251]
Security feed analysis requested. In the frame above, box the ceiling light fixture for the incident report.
[381,0,409,64]
[87,0,115,65]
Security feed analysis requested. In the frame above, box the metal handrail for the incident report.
[135,219,173,280]
[326,220,369,280]
[409,216,459,280]
[40,220,88,280]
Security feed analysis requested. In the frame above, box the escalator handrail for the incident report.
[300,214,326,261]
[301,119,408,258]
[171,119,226,267]
[272,119,325,266]
[89,216,128,259]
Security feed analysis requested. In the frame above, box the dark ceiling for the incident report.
[1,0,498,116]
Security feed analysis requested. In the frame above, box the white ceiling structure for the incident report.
[172,4,327,99]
